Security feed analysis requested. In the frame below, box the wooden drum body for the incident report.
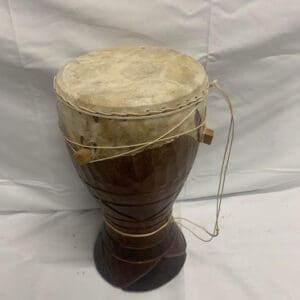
[75,136,198,290]
[54,46,211,291]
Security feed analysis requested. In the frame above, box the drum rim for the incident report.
[54,76,209,120]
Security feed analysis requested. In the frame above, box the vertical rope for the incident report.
[175,80,234,242]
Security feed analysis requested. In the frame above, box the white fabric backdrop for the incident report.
[0,0,299,299]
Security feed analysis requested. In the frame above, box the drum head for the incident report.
[54,46,208,116]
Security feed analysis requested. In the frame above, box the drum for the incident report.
[54,46,215,291]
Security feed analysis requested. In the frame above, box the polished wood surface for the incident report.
[70,135,199,291]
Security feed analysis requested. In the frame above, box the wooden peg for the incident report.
[73,148,92,165]
[201,127,214,145]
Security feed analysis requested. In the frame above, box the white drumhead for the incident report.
[54,46,208,114]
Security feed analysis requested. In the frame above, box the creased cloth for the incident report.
[0,0,299,299]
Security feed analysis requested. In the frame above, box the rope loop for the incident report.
[175,80,234,242]
[65,105,206,163]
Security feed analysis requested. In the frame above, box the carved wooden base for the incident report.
[94,221,186,291]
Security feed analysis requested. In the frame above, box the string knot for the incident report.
[209,80,218,87]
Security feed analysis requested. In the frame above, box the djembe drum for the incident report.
[54,46,233,291]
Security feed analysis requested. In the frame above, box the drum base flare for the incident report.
[94,221,186,291]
